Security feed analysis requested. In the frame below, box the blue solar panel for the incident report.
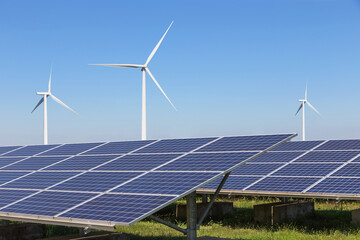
[135,137,217,153]
[271,141,324,151]
[0,189,36,208]
[111,172,219,195]
[0,172,31,185]
[51,172,143,192]
[60,194,174,223]
[307,178,360,194]
[271,163,341,177]
[315,140,360,151]
[3,172,78,189]
[0,146,22,156]
[83,140,155,155]
[158,152,258,172]
[331,164,360,177]
[40,142,104,156]
[96,154,181,171]
[247,177,321,192]
[3,145,60,157]
[2,191,96,216]
[196,134,292,152]
[46,155,122,171]
[294,151,360,163]
[2,156,68,170]
[246,151,304,163]
[0,157,27,168]
[231,163,284,176]
[203,176,261,190]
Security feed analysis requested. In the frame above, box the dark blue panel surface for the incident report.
[112,172,219,195]
[97,154,181,171]
[231,163,284,176]
[135,137,217,153]
[83,140,155,155]
[202,176,261,190]
[3,145,60,157]
[158,152,258,172]
[51,172,143,192]
[308,178,360,194]
[0,172,31,185]
[0,146,22,156]
[46,155,122,171]
[248,176,321,192]
[0,189,36,208]
[60,194,174,224]
[331,164,360,177]
[2,191,96,216]
[248,151,305,163]
[271,141,324,151]
[272,163,341,177]
[196,134,293,152]
[40,142,104,156]
[3,172,78,189]
[294,151,360,163]
[315,140,360,151]
[3,156,68,170]
[0,157,28,168]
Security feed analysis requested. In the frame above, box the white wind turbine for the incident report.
[295,85,321,141]
[32,67,79,145]
[90,21,177,140]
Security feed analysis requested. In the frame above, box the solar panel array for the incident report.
[202,139,360,199]
[0,134,294,228]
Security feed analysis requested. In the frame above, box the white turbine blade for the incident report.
[144,21,173,66]
[50,94,79,116]
[145,68,177,111]
[31,97,44,113]
[48,66,52,92]
[89,64,144,68]
[295,103,303,116]
[305,84,307,100]
[306,101,321,116]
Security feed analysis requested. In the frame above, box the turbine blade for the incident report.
[144,21,173,66]
[50,94,79,116]
[89,64,143,68]
[31,97,44,113]
[145,68,177,111]
[306,101,321,116]
[295,103,302,116]
[305,84,307,100]
[48,65,52,92]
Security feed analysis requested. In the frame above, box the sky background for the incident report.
[0,0,359,145]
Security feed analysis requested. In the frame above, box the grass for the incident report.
[40,197,360,239]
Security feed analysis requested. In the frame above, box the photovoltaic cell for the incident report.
[247,176,321,192]
[271,163,342,177]
[203,176,261,190]
[271,141,324,151]
[96,154,181,171]
[158,152,258,172]
[2,191,96,216]
[294,151,360,163]
[3,145,60,157]
[0,189,36,208]
[60,194,174,224]
[307,178,360,194]
[83,140,155,155]
[0,157,27,168]
[134,137,217,153]
[51,172,143,192]
[2,156,68,171]
[111,172,219,195]
[246,151,304,163]
[231,163,284,176]
[315,140,360,151]
[331,164,360,177]
[0,172,31,185]
[196,134,291,152]
[0,146,22,156]
[40,142,104,156]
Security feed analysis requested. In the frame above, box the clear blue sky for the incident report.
[0,0,359,145]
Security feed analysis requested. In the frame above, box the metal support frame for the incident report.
[187,191,197,240]
[149,215,187,234]
[1,220,9,226]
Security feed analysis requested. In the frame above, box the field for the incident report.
[43,196,360,240]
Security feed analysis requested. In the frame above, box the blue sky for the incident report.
[0,0,359,145]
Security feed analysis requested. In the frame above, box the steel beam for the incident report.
[149,215,187,234]
[187,191,197,240]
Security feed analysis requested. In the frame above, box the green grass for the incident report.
[43,197,360,239]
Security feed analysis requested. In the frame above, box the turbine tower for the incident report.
[32,67,79,145]
[90,22,176,140]
[295,85,321,141]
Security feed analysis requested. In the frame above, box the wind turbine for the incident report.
[32,67,79,145]
[90,21,177,140]
[295,85,321,141]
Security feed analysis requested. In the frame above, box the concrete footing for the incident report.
[0,222,46,240]
[254,201,314,225]
[352,209,360,226]
[176,202,234,221]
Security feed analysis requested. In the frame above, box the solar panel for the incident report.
[0,134,295,229]
[231,163,284,176]
[293,151,360,162]
[0,146,22,156]
[307,178,360,195]
[247,176,321,192]
[271,163,342,177]
[271,140,325,151]
[315,140,360,151]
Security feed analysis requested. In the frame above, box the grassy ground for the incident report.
[42,197,360,239]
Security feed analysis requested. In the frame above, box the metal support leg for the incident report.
[202,194,208,204]
[2,220,9,226]
[187,191,197,240]
[281,197,289,203]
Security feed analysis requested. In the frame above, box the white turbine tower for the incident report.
[32,67,79,145]
[90,22,176,140]
[295,85,321,141]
